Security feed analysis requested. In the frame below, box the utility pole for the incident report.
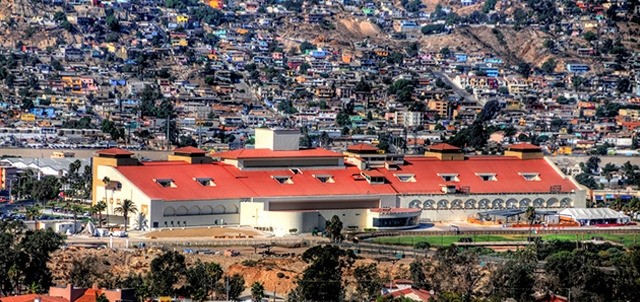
[225,277,230,301]
[166,114,170,151]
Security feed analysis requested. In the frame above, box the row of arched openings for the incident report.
[163,205,239,216]
[408,197,573,210]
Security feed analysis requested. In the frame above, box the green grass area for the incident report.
[373,233,640,247]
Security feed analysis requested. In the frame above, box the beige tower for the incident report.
[91,148,139,205]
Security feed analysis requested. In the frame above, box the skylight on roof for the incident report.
[438,173,459,182]
[395,174,416,183]
[519,172,540,181]
[194,177,216,186]
[362,172,386,185]
[313,174,334,183]
[272,175,294,184]
[155,179,176,188]
[476,173,497,181]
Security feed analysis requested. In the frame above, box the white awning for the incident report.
[559,208,630,220]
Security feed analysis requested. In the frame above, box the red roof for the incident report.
[377,156,578,194]
[508,143,542,151]
[116,163,396,201]
[113,155,579,201]
[72,289,102,302]
[173,146,206,154]
[0,295,69,302]
[96,148,133,156]
[346,143,379,152]
[427,143,461,151]
[386,287,433,301]
[215,148,343,159]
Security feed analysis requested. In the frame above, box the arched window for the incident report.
[188,206,201,216]
[213,205,226,214]
[163,207,175,217]
[201,205,214,215]
[176,206,188,216]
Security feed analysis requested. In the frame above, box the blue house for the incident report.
[484,57,503,64]
[454,53,468,62]
[310,49,327,58]
[481,67,499,77]
[566,63,590,73]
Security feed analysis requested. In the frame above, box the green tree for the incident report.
[431,246,485,299]
[583,31,597,42]
[353,263,382,301]
[540,58,557,73]
[409,258,430,289]
[525,206,536,226]
[325,215,343,243]
[518,62,532,78]
[336,111,350,127]
[490,249,536,302]
[31,176,61,203]
[291,245,355,302]
[225,274,245,301]
[69,255,103,288]
[148,251,186,296]
[92,201,107,228]
[19,228,65,292]
[114,199,138,232]
[575,172,598,189]
[250,281,265,302]
[299,41,316,53]
[186,260,223,302]
[572,76,586,90]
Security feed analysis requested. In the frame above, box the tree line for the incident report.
[284,240,640,301]
[0,219,65,296]
[67,250,270,302]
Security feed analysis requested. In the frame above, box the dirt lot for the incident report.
[143,227,262,239]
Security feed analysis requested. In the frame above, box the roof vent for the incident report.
[272,175,294,184]
[194,177,216,186]
[395,174,416,183]
[155,179,176,188]
[313,174,335,183]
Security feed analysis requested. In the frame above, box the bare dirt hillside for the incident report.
[281,15,390,52]
[420,26,595,68]
[0,0,52,21]
[0,0,88,47]
[49,246,412,296]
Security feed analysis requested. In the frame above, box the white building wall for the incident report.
[97,165,153,228]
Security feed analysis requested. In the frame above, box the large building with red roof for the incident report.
[92,129,586,235]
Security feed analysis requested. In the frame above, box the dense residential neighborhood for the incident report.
[1,0,640,301]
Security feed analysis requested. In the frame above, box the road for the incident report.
[430,69,481,106]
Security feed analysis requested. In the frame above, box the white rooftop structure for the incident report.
[559,208,630,225]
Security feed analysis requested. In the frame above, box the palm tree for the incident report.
[250,281,265,302]
[25,204,42,229]
[525,206,536,226]
[114,199,137,232]
[102,176,111,225]
[92,201,107,228]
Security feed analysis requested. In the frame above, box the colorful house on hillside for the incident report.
[205,0,223,9]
